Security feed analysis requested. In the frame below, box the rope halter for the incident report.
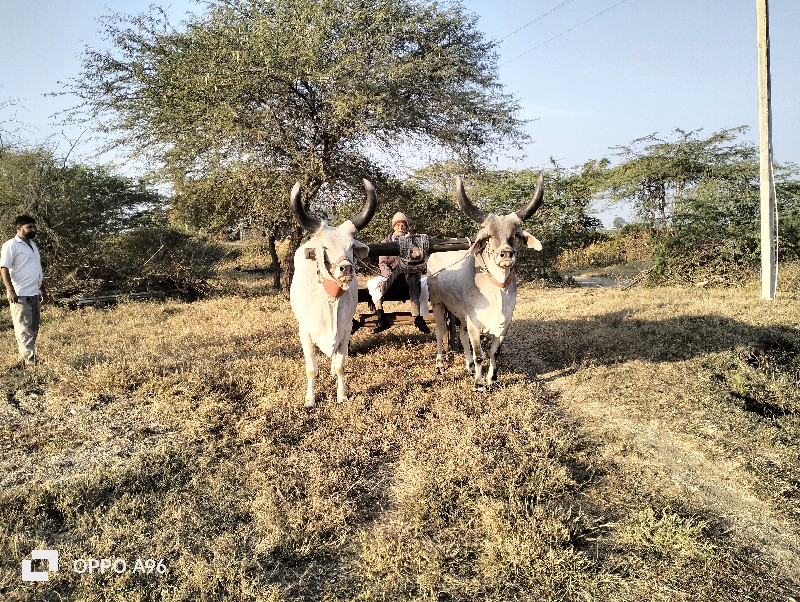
[479,247,516,289]
[318,252,352,299]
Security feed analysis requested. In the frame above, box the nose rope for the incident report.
[479,248,515,289]
[485,247,515,259]
[329,255,350,272]
[317,253,352,299]
[426,239,473,279]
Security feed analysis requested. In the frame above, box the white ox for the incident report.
[427,173,544,392]
[289,180,376,407]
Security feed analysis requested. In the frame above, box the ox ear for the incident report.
[469,229,489,255]
[518,229,543,251]
[352,240,370,260]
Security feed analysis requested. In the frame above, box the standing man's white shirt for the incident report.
[0,236,43,296]
[1,221,44,367]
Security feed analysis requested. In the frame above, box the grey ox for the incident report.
[427,173,544,392]
[289,180,376,407]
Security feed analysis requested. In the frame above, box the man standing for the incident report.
[1,215,44,367]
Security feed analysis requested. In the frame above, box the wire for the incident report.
[494,0,576,45]
[500,0,629,66]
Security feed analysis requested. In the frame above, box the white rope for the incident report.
[426,240,473,279]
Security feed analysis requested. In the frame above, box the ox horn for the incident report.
[456,176,489,224]
[350,179,377,231]
[290,181,323,233]
[514,172,544,221]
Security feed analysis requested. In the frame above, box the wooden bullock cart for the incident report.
[355,236,472,347]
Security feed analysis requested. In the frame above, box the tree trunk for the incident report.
[267,231,281,290]
[280,224,304,299]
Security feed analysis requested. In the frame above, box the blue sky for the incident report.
[1,0,799,221]
[471,0,800,170]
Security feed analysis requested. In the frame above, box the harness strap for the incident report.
[319,254,351,299]
[479,249,515,288]
[485,267,515,288]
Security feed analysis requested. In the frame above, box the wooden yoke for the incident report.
[365,237,471,257]
[305,238,472,261]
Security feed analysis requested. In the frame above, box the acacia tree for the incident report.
[171,163,293,289]
[606,127,758,229]
[67,0,528,290]
[605,126,800,283]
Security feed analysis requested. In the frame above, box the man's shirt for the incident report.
[0,236,43,296]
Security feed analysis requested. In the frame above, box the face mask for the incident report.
[24,231,36,240]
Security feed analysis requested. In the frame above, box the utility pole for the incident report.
[757,0,777,300]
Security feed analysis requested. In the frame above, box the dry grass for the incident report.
[510,281,800,600]
[1,270,799,601]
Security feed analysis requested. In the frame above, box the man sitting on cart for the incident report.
[367,212,430,334]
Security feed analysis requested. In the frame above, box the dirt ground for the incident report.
[549,359,800,579]
[516,284,800,592]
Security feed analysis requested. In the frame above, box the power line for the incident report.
[494,0,576,45]
[500,0,629,66]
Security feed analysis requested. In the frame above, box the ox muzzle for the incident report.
[329,256,355,285]
[492,246,517,269]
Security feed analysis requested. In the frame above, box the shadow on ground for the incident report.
[507,311,799,377]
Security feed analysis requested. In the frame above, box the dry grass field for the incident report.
[1,266,799,601]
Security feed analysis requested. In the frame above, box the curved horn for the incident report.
[290,181,323,233]
[350,179,377,231]
[514,172,544,221]
[456,176,489,224]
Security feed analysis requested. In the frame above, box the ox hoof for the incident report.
[473,383,486,394]
[337,395,348,404]
[304,398,316,409]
